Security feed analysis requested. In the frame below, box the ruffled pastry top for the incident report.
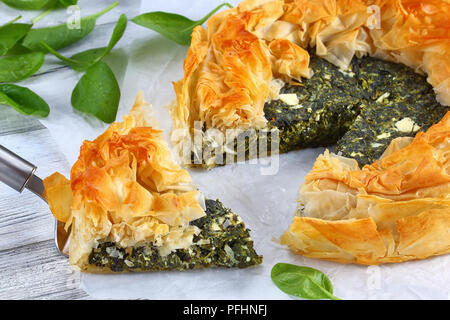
[171,0,450,144]
[44,93,206,267]
[281,111,450,264]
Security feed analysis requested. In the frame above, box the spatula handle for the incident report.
[0,144,36,193]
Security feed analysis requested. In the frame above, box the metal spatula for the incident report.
[0,144,70,257]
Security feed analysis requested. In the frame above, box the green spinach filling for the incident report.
[265,56,363,153]
[335,57,448,164]
[88,199,262,272]
[193,54,448,167]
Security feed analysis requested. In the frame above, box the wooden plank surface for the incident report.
[0,126,89,299]
[0,240,88,300]
[0,0,142,300]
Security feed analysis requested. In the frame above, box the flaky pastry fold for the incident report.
[281,112,450,265]
[44,93,206,269]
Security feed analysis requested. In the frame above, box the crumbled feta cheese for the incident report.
[338,69,355,77]
[376,92,390,103]
[377,132,391,139]
[210,222,221,231]
[124,260,134,267]
[279,93,299,105]
[371,142,383,148]
[394,117,421,133]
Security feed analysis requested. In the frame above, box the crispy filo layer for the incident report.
[281,112,450,265]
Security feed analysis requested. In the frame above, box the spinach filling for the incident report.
[335,57,448,164]
[265,56,363,153]
[88,199,262,272]
[192,53,448,167]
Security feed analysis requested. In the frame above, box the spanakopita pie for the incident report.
[43,93,262,273]
[281,111,450,265]
[170,0,449,168]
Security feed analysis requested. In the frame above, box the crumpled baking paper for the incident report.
[8,0,447,299]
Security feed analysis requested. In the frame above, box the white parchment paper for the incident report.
[5,0,447,299]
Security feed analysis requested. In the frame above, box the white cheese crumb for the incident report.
[371,142,383,148]
[106,247,122,259]
[394,117,421,133]
[279,93,299,105]
[338,69,355,77]
[224,245,237,262]
[377,132,391,139]
[376,92,390,103]
[350,152,364,157]
[124,260,134,267]
[210,222,221,231]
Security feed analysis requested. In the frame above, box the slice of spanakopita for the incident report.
[43,93,262,273]
[281,112,450,265]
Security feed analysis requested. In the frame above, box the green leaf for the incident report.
[57,0,77,7]
[21,1,119,52]
[69,47,106,69]
[103,14,127,55]
[0,84,49,117]
[69,13,127,68]
[40,42,95,70]
[271,263,341,300]
[0,52,45,82]
[5,43,32,56]
[71,62,120,123]
[0,22,32,56]
[42,13,128,71]
[131,2,232,46]
[1,0,52,10]
[1,0,76,11]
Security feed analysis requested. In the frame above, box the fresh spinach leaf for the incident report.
[0,84,49,117]
[1,0,75,10]
[21,1,118,52]
[42,13,127,71]
[131,2,232,45]
[271,263,340,300]
[0,52,44,82]
[1,0,52,10]
[0,22,32,56]
[40,42,98,70]
[5,43,32,56]
[57,0,77,7]
[69,47,106,69]
[71,61,120,123]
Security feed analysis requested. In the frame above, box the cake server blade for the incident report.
[0,144,70,257]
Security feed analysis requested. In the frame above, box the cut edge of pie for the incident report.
[169,0,450,166]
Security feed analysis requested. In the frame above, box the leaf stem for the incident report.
[32,5,56,24]
[92,1,120,19]
[197,2,233,25]
[3,16,22,26]
[40,41,85,67]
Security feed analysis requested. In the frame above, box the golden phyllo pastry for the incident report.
[44,93,262,273]
[281,112,450,265]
